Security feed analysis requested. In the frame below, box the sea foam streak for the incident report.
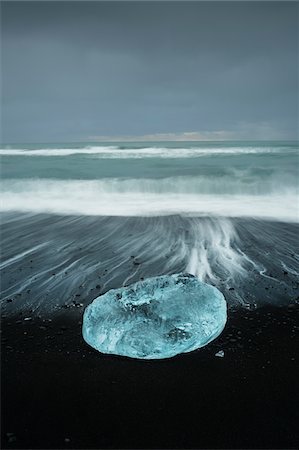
[1,178,298,221]
[0,145,292,158]
[1,213,298,315]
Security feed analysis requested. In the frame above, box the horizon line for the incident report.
[1,138,298,146]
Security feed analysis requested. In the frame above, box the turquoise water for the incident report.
[1,140,298,220]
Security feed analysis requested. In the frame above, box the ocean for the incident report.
[1,140,298,314]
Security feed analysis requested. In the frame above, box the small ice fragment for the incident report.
[215,350,225,357]
[6,433,17,443]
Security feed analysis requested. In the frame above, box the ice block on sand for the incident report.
[82,273,227,360]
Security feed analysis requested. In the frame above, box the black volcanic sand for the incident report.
[1,304,299,450]
[1,213,299,449]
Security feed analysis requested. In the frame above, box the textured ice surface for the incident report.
[82,273,227,360]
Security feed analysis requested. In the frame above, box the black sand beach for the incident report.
[1,305,299,449]
[1,213,299,449]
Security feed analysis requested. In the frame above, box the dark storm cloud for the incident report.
[1,1,298,143]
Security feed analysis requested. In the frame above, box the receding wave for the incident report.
[1,178,298,221]
[1,214,298,315]
[0,145,293,158]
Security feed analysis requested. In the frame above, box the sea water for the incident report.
[1,140,298,220]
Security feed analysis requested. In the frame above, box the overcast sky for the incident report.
[1,1,298,143]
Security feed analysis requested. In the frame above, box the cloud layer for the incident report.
[1,2,298,143]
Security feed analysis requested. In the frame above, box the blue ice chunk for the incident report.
[82,273,227,360]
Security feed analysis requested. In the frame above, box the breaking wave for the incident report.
[0,145,294,158]
[1,178,298,222]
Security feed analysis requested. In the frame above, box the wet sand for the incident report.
[1,304,299,449]
[2,213,299,317]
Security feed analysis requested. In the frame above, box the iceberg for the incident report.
[82,273,227,360]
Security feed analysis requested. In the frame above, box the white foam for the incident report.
[185,219,246,281]
[0,243,48,270]
[0,146,118,156]
[1,178,298,222]
[0,145,289,158]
